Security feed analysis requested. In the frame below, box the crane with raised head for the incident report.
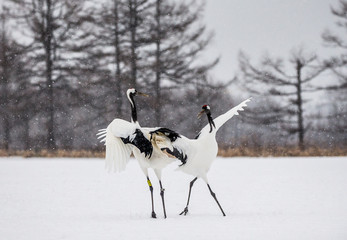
[150,98,251,216]
[97,88,182,218]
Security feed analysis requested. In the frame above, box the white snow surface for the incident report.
[0,156,346,240]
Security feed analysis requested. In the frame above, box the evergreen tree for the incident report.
[0,8,33,150]
[147,0,218,125]
[7,0,96,150]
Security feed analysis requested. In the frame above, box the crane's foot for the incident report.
[151,211,157,218]
[179,207,189,216]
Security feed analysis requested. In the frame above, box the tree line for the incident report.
[0,0,346,153]
[236,0,347,151]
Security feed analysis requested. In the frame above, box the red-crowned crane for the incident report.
[150,98,251,216]
[97,88,181,218]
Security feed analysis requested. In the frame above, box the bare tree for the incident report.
[239,48,326,150]
[321,0,347,146]
[322,0,347,88]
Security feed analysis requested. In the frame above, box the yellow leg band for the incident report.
[147,179,152,187]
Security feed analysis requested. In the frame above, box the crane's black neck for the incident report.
[129,93,137,123]
[207,112,215,133]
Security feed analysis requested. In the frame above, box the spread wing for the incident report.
[97,119,138,172]
[198,98,251,138]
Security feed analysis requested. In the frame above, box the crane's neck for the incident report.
[207,113,216,133]
[128,93,137,123]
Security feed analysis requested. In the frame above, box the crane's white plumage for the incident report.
[97,119,135,172]
[198,98,251,138]
[155,98,251,180]
[150,98,251,216]
[97,88,180,219]
[98,87,250,217]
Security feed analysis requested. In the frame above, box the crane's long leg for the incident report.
[159,180,167,218]
[207,184,226,216]
[147,177,156,218]
[180,177,198,216]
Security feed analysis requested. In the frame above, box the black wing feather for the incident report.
[121,129,153,158]
[160,147,187,165]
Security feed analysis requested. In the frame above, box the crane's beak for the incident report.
[197,110,204,119]
[137,92,149,97]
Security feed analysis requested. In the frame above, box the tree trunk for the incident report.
[1,16,10,150]
[1,62,10,151]
[129,0,137,88]
[154,0,161,126]
[296,60,304,151]
[114,0,123,116]
[23,113,30,150]
[45,0,56,150]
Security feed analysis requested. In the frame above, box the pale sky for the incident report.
[203,0,339,81]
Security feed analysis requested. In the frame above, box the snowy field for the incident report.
[0,156,347,240]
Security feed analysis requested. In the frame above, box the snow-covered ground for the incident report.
[0,156,346,240]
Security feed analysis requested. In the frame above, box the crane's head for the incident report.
[198,104,211,118]
[126,88,149,98]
